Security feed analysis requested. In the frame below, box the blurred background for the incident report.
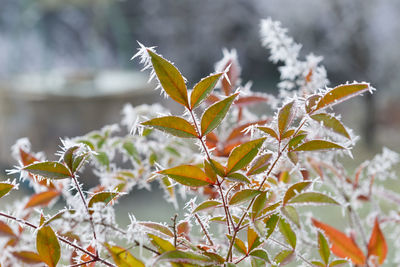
[1,0,400,220]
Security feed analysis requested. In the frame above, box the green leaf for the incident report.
[279,219,296,249]
[12,251,43,264]
[155,250,213,266]
[288,134,307,151]
[329,259,348,266]
[200,93,238,136]
[36,226,60,267]
[265,214,279,240]
[142,116,198,138]
[311,261,326,267]
[123,141,140,163]
[190,73,222,109]
[289,192,339,205]
[283,181,312,205]
[311,113,350,139]
[229,189,261,205]
[252,191,268,220]
[315,83,370,111]
[281,206,300,228]
[208,159,226,177]
[95,152,110,168]
[226,138,266,174]
[138,222,174,237]
[249,249,270,263]
[318,231,330,265]
[247,153,272,176]
[193,200,222,213]
[158,165,213,187]
[105,243,145,267]
[148,233,175,252]
[258,127,279,140]
[203,159,217,183]
[23,161,71,180]
[71,153,89,173]
[88,192,118,211]
[281,129,295,139]
[226,172,251,184]
[293,140,344,151]
[278,101,296,137]
[274,250,294,265]
[63,146,79,172]
[147,49,189,107]
[0,183,14,199]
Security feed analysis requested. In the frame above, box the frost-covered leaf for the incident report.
[190,73,222,109]
[283,181,312,205]
[12,251,43,264]
[249,249,270,263]
[158,165,214,187]
[23,161,71,180]
[142,116,198,138]
[318,231,330,265]
[258,126,279,140]
[311,113,350,139]
[247,153,272,176]
[193,200,222,213]
[288,134,307,151]
[289,192,338,205]
[305,94,322,114]
[36,226,60,267]
[0,183,14,199]
[281,206,300,228]
[264,214,279,240]
[229,189,261,205]
[148,233,175,253]
[227,235,247,254]
[200,94,238,136]
[25,191,60,209]
[247,227,262,253]
[252,191,268,220]
[312,218,366,265]
[226,138,266,174]
[88,192,118,212]
[62,145,79,172]
[226,172,250,184]
[105,243,145,267]
[155,250,213,265]
[147,49,189,108]
[123,141,140,163]
[138,222,174,237]
[367,218,387,265]
[274,250,294,265]
[279,219,296,249]
[293,140,344,151]
[278,101,296,137]
[315,83,371,111]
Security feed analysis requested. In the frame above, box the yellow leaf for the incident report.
[226,138,266,174]
[147,50,189,108]
[142,116,198,138]
[158,165,214,187]
[105,243,145,267]
[36,226,60,267]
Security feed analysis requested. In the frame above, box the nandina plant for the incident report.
[0,18,399,267]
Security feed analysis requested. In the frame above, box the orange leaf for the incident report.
[221,58,240,96]
[142,116,198,138]
[158,165,214,187]
[234,96,268,107]
[12,251,43,264]
[0,220,17,237]
[25,191,60,209]
[226,120,269,143]
[312,218,366,265]
[367,218,388,265]
[81,245,96,267]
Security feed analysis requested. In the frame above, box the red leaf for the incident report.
[25,191,60,209]
[312,219,366,265]
[367,218,388,265]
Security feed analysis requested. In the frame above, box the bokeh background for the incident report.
[1,0,399,221]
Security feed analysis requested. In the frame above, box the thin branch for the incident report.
[170,214,178,248]
[0,212,115,267]
[194,213,214,247]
